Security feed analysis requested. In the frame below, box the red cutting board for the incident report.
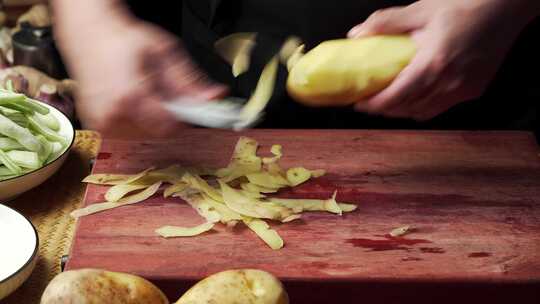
[66,130,540,303]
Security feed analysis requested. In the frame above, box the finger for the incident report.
[410,94,459,122]
[135,94,190,137]
[158,50,229,101]
[354,49,437,115]
[383,81,442,119]
[139,35,228,101]
[348,5,426,38]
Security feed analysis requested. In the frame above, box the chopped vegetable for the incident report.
[155,222,215,238]
[0,112,41,152]
[6,150,40,169]
[0,148,21,174]
[0,85,68,180]
[0,137,24,150]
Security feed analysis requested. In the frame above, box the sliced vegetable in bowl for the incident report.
[0,82,74,201]
[0,82,71,182]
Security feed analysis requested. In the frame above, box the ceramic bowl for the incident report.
[0,101,75,202]
[0,204,39,300]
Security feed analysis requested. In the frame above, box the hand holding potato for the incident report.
[348,0,540,121]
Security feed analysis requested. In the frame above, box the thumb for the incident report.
[348,6,424,38]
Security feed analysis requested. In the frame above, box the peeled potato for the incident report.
[175,269,288,304]
[41,269,168,304]
[287,35,416,106]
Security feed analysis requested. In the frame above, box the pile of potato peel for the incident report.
[72,136,357,250]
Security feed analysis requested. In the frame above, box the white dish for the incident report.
[0,100,75,202]
[0,204,39,300]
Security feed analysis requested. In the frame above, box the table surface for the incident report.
[2,131,101,304]
[65,130,540,303]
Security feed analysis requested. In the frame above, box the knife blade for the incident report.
[162,96,263,130]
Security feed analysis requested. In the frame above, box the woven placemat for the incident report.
[3,130,101,304]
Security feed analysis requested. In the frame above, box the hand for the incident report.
[348,0,537,121]
[56,11,227,138]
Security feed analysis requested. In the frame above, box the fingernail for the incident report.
[347,25,366,38]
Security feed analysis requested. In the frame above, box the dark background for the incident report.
[125,1,539,142]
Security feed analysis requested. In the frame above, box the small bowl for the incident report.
[0,204,39,300]
[0,101,75,202]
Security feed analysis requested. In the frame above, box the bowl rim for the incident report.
[0,203,39,285]
[0,100,76,183]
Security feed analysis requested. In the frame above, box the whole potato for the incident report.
[176,269,288,304]
[41,268,168,304]
[287,35,416,106]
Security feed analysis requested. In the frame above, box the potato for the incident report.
[287,35,416,106]
[41,269,168,304]
[176,269,288,304]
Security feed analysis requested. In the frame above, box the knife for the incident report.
[162,96,263,130]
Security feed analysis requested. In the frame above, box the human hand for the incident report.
[348,0,538,121]
[55,10,227,138]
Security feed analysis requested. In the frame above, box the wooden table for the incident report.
[66,130,540,303]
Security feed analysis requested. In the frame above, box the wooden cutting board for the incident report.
[66,130,540,303]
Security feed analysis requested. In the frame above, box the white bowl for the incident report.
[0,204,39,300]
[0,101,75,202]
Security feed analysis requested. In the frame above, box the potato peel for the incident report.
[241,182,279,194]
[269,195,356,214]
[246,171,289,189]
[163,182,188,198]
[279,36,302,64]
[286,167,311,186]
[105,184,149,202]
[244,218,284,250]
[390,225,411,237]
[200,194,243,223]
[82,173,133,185]
[155,222,215,238]
[216,137,262,182]
[214,32,257,77]
[219,180,280,219]
[78,136,358,250]
[323,191,343,215]
[238,56,279,127]
[182,172,223,202]
[262,144,282,164]
[180,194,222,223]
[71,182,162,218]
